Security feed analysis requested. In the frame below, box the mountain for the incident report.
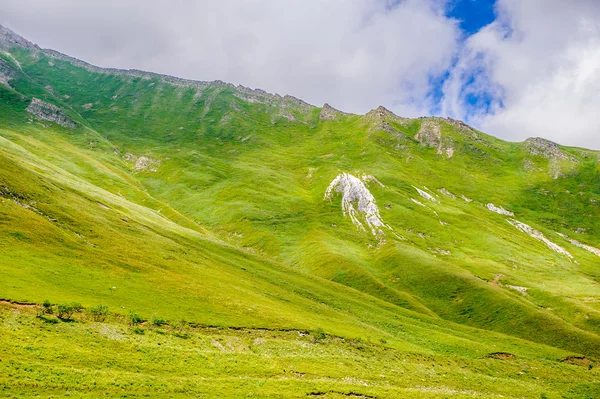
[1,26,599,398]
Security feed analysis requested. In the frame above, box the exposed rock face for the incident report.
[415,120,454,158]
[0,57,17,87]
[508,219,573,259]
[416,120,441,147]
[438,188,456,199]
[26,98,75,128]
[123,153,161,172]
[413,186,439,203]
[486,203,514,216]
[507,285,528,295]
[557,233,600,257]
[320,103,345,121]
[524,138,575,161]
[324,173,388,235]
[364,106,410,134]
[0,25,39,51]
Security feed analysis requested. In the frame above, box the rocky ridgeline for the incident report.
[364,105,410,134]
[523,137,577,162]
[0,23,316,117]
[26,98,75,128]
[0,57,17,87]
[41,49,315,118]
[0,25,39,51]
[319,103,348,121]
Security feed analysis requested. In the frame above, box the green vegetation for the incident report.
[0,33,599,397]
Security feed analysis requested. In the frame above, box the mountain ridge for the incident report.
[0,24,599,398]
[2,23,591,152]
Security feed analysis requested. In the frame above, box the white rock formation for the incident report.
[486,203,515,216]
[438,188,456,199]
[411,198,425,207]
[557,233,600,257]
[507,285,528,295]
[413,186,439,203]
[324,173,389,235]
[123,153,161,172]
[508,219,573,259]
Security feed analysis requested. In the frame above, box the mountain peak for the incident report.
[0,25,39,51]
[368,105,396,118]
[523,137,575,161]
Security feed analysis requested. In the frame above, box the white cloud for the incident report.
[443,0,600,148]
[0,0,459,116]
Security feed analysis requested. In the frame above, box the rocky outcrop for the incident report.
[0,25,39,51]
[123,153,161,172]
[486,203,514,216]
[26,98,75,128]
[0,57,17,87]
[508,219,573,259]
[557,233,600,258]
[415,120,441,147]
[523,138,579,179]
[415,119,455,157]
[320,103,345,121]
[413,186,439,203]
[438,188,456,199]
[364,106,410,135]
[325,173,390,236]
[523,138,576,161]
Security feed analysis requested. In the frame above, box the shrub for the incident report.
[151,316,166,327]
[128,311,143,326]
[90,304,109,321]
[57,302,83,320]
[313,328,328,342]
[42,300,53,314]
[57,303,73,319]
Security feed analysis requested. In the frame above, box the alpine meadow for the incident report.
[0,24,599,398]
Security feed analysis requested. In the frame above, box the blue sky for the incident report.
[447,0,496,35]
[427,0,497,117]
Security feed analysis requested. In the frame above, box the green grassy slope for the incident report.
[1,29,599,397]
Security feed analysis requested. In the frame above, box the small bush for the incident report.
[57,302,83,320]
[57,303,73,319]
[90,304,109,321]
[151,316,166,327]
[313,328,328,342]
[128,311,143,326]
[42,300,53,314]
[379,338,387,344]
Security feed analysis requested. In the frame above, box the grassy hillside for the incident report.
[0,28,599,397]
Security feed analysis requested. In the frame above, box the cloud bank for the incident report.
[444,0,600,148]
[2,0,600,148]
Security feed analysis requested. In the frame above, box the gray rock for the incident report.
[26,98,76,128]
[0,57,17,87]
[523,137,577,161]
[320,103,346,121]
[0,25,39,51]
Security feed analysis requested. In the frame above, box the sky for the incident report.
[1,0,600,148]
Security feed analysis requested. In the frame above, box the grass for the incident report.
[0,44,599,397]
